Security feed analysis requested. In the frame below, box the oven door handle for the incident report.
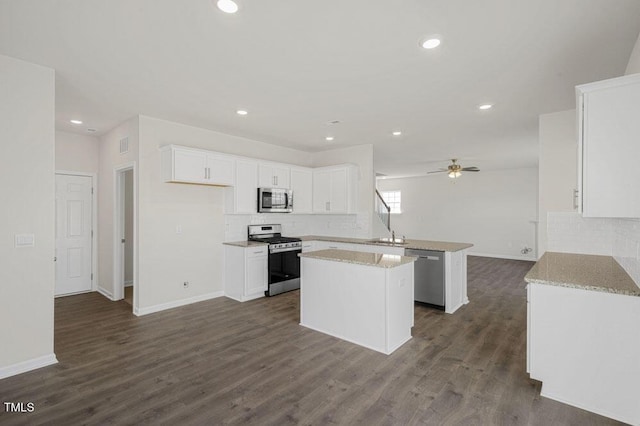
[269,247,302,254]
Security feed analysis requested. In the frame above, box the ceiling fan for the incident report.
[427,159,480,179]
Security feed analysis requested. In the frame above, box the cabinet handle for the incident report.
[275,176,278,186]
[253,250,265,255]
[573,189,579,210]
[204,167,208,180]
[326,201,330,211]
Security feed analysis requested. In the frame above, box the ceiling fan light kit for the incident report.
[428,159,480,178]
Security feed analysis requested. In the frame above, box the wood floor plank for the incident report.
[0,256,624,425]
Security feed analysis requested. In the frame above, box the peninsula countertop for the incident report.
[297,235,473,252]
[299,249,418,269]
[525,252,640,297]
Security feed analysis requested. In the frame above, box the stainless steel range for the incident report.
[248,224,302,296]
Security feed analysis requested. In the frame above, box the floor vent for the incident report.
[119,137,129,154]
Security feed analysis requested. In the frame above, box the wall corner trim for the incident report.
[134,291,225,317]
[97,287,115,301]
[0,354,58,380]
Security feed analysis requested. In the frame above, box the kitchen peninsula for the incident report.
[298,236,473,314]
[299,249,416,355]
[525,252,640,425]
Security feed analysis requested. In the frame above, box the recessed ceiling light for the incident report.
[216,0,238,13]
[325,136,335,142]
[236,110,248,116]
[421,38,441,49]
[70,119,83,125]
[478,104,493,110]
[392,131,402,136]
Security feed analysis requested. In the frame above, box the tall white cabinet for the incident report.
[225,159,258,214]
[290,167,313,213]
[577,73,640,218]
[312,165,357,214]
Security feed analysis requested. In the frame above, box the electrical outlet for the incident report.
[183,281,189,288]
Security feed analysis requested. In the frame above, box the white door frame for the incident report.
[55,170,98,293]
[113,162,137,311]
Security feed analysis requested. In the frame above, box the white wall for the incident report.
[55,130,99,174]
[98,117,139,299]
[0,54,56,375]
[377,168,538,260]
[538,109,577,256]
[625,32,640,75]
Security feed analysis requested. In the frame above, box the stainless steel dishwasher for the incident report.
[405,249,445,309]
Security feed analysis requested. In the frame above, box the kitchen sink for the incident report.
[366,238,407,246]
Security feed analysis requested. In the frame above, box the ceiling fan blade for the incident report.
[426,170,446,174]
[461,167,480,171]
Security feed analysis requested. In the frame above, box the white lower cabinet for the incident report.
[528,283,640,424]
[224,245,268,302]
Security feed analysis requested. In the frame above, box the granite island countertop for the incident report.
[297,235,473,252]
[525,252,640,297]
[299,249,418,269]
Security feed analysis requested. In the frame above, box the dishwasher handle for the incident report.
[405,249,443,260]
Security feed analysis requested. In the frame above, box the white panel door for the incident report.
[55,174,92,296]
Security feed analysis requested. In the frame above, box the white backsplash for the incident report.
[224,213,371,242]
[547,212,614,255]
[612,218,640,285]
[547,212,640,285]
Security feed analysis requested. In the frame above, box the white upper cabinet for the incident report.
[225,159,258,214]
[312,165,357,214]
[577,74,640,218]
[162,145,235,186]
[258,163,290,189]
[163,145,360,215]
[290,167,313,214]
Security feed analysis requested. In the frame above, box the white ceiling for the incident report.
[1,0,639,177]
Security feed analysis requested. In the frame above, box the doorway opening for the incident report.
[114,163,137,311]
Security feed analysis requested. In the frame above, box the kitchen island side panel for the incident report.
[300,258,387,353]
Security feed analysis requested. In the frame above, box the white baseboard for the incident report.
[97,286,115,301]
[0,354,58,380]
[541,387,635,426]
[469,252,536,262]
[134,291,225,316]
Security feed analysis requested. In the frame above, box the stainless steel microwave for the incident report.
[258,188,293,213]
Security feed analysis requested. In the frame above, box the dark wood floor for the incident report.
[0,256,622,425]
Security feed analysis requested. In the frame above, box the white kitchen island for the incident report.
[299,249,416,355]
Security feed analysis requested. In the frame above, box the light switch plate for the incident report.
[15,234,35,248]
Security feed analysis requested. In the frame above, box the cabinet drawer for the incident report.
[246,246,268,258]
